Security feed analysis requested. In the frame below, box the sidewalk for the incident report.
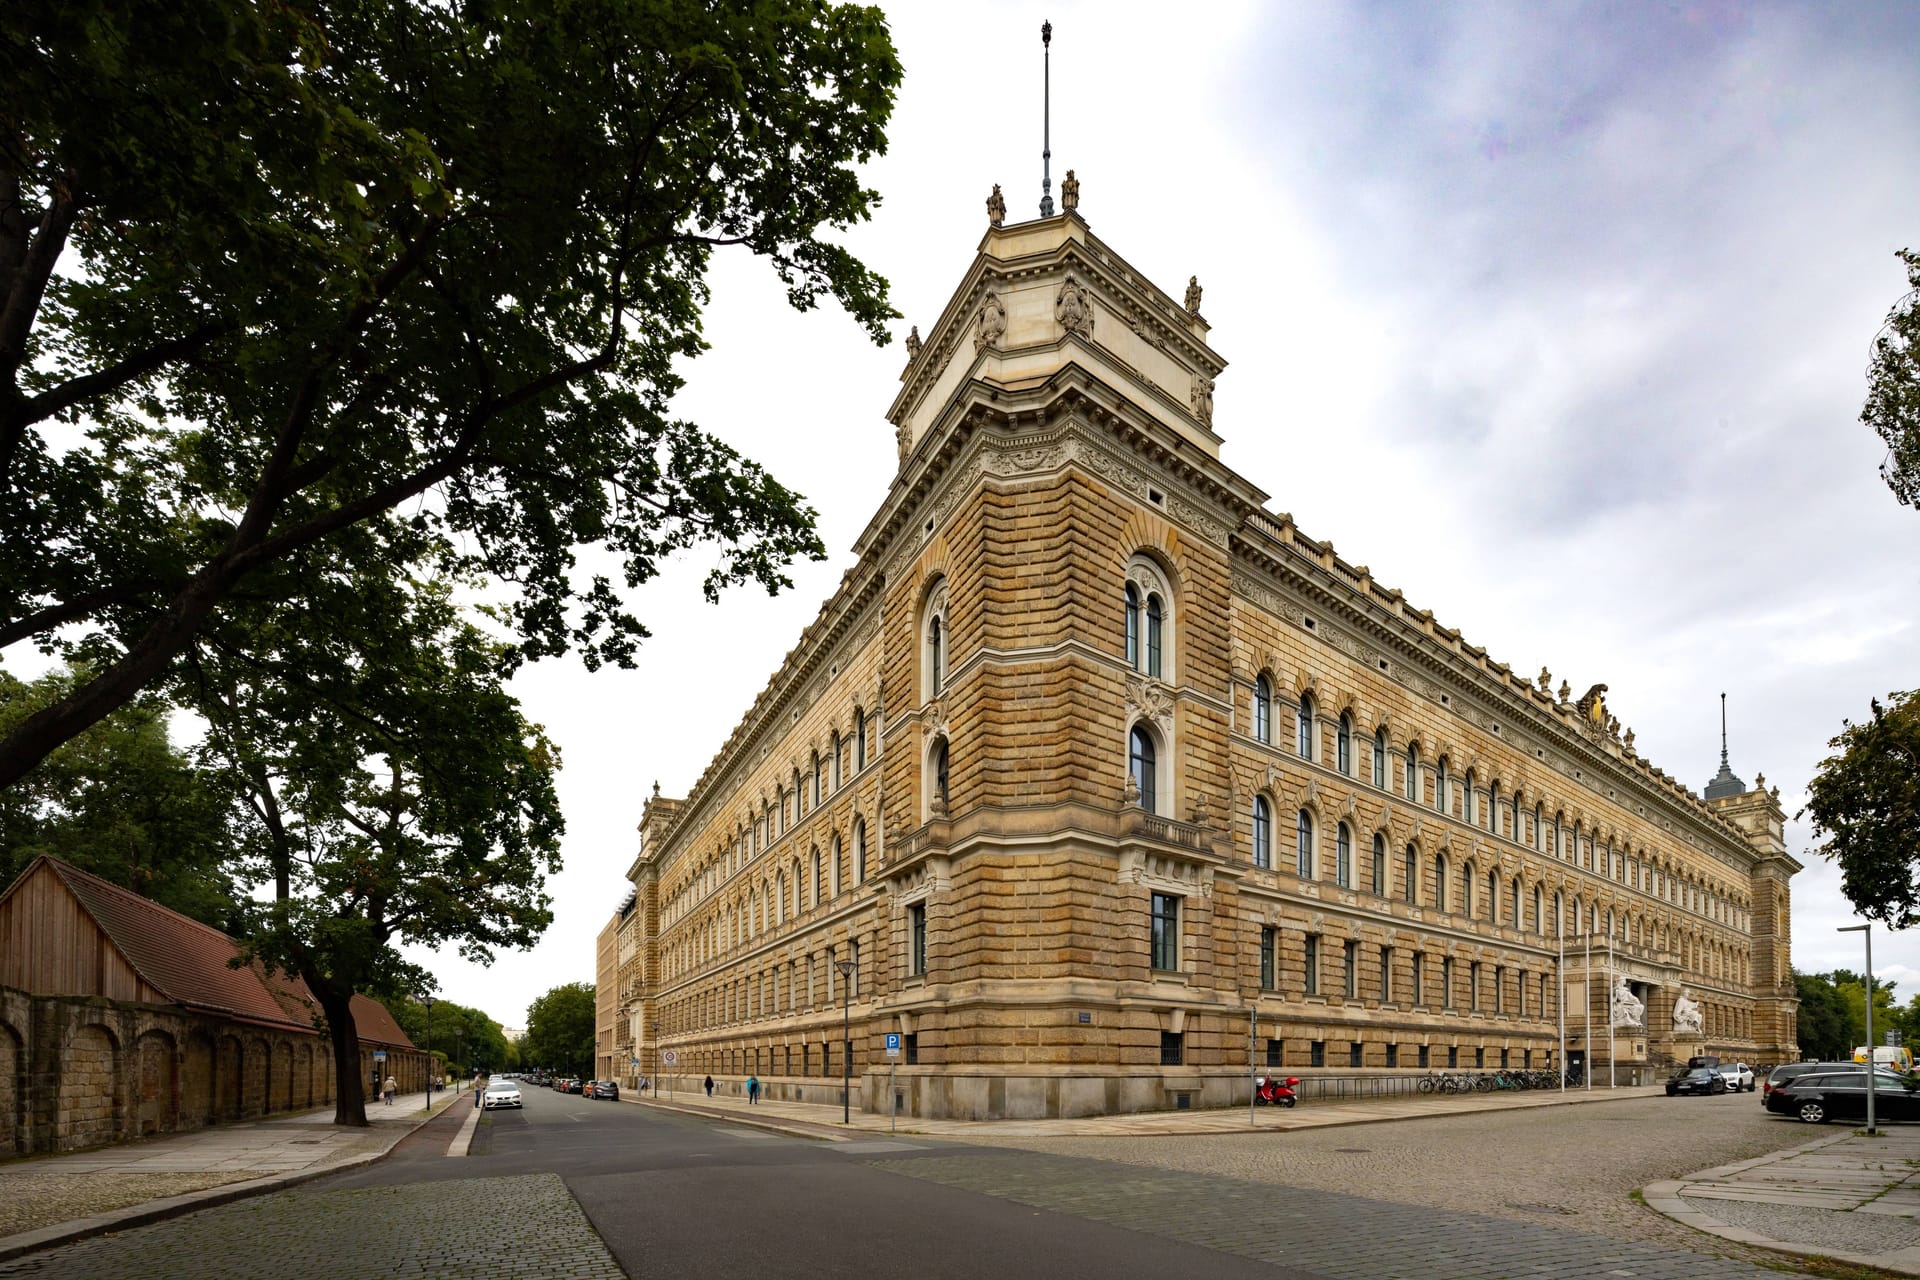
[1645,1122,1920,1277]
[628,1079,1669,1139]
[0,1087,468,1262]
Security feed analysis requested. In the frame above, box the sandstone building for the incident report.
[609,195,1799,1119]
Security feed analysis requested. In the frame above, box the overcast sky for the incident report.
[402,1,1920,1033]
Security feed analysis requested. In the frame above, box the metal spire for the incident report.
[1039,21,1055,217]
[1704,690,1747,799]
[1719,692,1729,769]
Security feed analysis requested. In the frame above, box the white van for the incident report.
[1853,1045,1915,1072]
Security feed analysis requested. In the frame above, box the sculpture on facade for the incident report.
[1185,275,1203,315]
[1576,683,1609,726]
[975,290,1007,351]
[1191,373,1215,427]
[1610,976,1645,1028]
[1055,274,1094,339]
[895,421,912,464]
[905,325,922,361]
[986,184,1007,227]
[1060,169,1079,211]
[1672,987,1704,1035]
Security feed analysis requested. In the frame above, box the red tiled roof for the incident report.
[29,858,416,1048]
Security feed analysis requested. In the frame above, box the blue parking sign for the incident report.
[885,1033,901,1054]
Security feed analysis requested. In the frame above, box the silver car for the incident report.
[482,1081,523,1109]
[1722,1062,1756,1092]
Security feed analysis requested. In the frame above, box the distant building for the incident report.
[612,200,1798,1118]
[594,888,643,1084]
[0,855,424,1152]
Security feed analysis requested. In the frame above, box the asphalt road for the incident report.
[0,1086,1823,1279]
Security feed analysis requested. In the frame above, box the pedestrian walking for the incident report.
[703,1075,714,1098]
[747,1074,759,1104]
[383,1074,397,1106]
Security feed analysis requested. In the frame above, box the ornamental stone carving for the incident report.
[1056,274,1094,339]
[975,290,1007,351]
[1191,374,1214,427]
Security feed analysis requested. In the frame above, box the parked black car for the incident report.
[566,1077,585,1094]
[589,1080,620,1100]
[1764,1068,1919,1124]
[1762,1061,1856,1102]
[1666,1067,1727,1096]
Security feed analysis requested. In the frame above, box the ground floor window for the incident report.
[1260,926,1276,990]
[1265,1038,1282,1067]
[908,902,927,976]
[905,1033,919,1066]
[1474,1047,1485,1069]
[1417,1044,1430,1068]
[1150,892,1180,972]
[1310,1040,1326,1067]
[1160,1031,1184,1066]
[1349,1042,1363,1067]
[1447,1046,1458,1068]
[1386,1043,1399,1068]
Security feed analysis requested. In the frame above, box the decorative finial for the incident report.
[1557,679,1570,703]
[1039,21,1055,217]
[652,780,660,798]
[1060,168,1079,212]
[1536,666,1552,695]
[1185,276,1203,315]
[986,184,1006,227]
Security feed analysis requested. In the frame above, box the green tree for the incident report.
[1795,970,1853,1060]
[1802,690,1920,927]
[524,982,597,1078]
[392,997,510,1077]
[0,667,239,927]
[197,577,563,1126]
[0,0,901,790]
[1865,248,1920,508]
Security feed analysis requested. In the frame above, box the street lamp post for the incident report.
[836,957,857,1124]
[423,993,434,1114]
[1840,923,1876,1135]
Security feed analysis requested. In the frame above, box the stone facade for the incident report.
[617,208,1799,1118]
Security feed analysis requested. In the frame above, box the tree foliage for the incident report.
[1803,689,1920,928]
[1865,248,1920,509]
[523,982,597,1077]
[391,996,510,1076]
[0,0,901,790]
[0,667,239,927]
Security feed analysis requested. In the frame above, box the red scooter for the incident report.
[1254,1075,1299,1107]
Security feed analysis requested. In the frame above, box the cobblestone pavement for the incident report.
[875,1149,1784,1280]
[0,1173,622,1280]
[0,1172,260,1239]
[960,1091,1808,1270]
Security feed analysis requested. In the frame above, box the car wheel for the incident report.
[1797,1100,1827,1124]
[1665,1086,1677,1096]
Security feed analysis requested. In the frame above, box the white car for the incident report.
[1722,1062,1755,1092]
[482,1081,523,1109]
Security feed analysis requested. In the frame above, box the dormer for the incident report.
[888,204,1227,466]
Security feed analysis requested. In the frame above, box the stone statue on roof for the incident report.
[905,325,922,361]
[1185,276,1203,315]
[986,184,1006,227]
[1060,169,1079,211]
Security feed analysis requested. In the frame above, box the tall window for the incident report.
[1129,726,1157,812]
[931,738,950,810]
[1380,945,1394,1002]
[1344,940,1358,997]
[1434,855,1447,911]
[1260,926,1277,990]
[1442,956,1454,1008]
[1403,845,1416,904]
[1150,892,1179,971]
[908,902,927,976]
[1470,962,1481,1012]
[854,709,867,770]
[927,615,944,695]
[1464,770,1476,825]
[830,732,842,790]
[1487,869,1497,921]
[1125,561,1171,678]
[1297,693,1315,760]
[1254,676,1272,744]
[1336,823,1352,888]
[1373,728,1388,787]
[1125,583,1141,669]
[1146,595,1163,676]
[1295,809,1314,878]
[1405,746,1419,801]
[1486,783,1499,832]
[1252,797,1272,869]
[1337,714,1352,775]
[812,752,823,806]
[853,819,867,884]
[1462,865,1473,917]
[1371,833,1386,896]
[1411,952,1424,1006]
[1435,759,1448,813]
[1304,934,1319,995]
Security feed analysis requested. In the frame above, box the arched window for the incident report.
[1511,793,1522,841]
[853,819,868,884]
[1533,803,1544,851]
[1464,770,1476,825]
[930,737,950,810]
[1129,726,1157,812]
[812,850,823,908]
[1373,728,1388,787]
[1337,714,1352,775]
[924,579,948,699]
[1434,855,1448,911]
[1253,676,1272,744]
[854,708,867,770]
[830,834,843,898]
[1336,823,1352,888]
[1372,833,1387,896]
[1295,810,1315,878]
[830,732,842,790]
[1297,693,1315,760]
[1405,745,1419,802]
[1510,877,1521,927]
[1487,869,1497,920]
[811,752,822,806]
[1146,595,1163,676]
[1532,883,1542,934]
[1125,583,1141,669]
[1403,845,1417,904]
[1486,782,1499,832]
[1435,759,1449,813]
[1252,796,1272,869]
[1462,864,1474,917]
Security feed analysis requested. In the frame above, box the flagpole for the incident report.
[1607,931,1617,1090]
[1584,920,1592,1092]
[1558,912,1566,1095]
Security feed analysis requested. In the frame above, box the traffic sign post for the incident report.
[884,1034,902,1134]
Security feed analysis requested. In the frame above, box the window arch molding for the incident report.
[926,734,951,818]
[1251,793,1274,869]
[1127,719,1165,814]
[921,577,949,701]
[1253,674,1274,744]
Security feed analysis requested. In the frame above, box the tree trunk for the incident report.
[310,973,369,1127]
